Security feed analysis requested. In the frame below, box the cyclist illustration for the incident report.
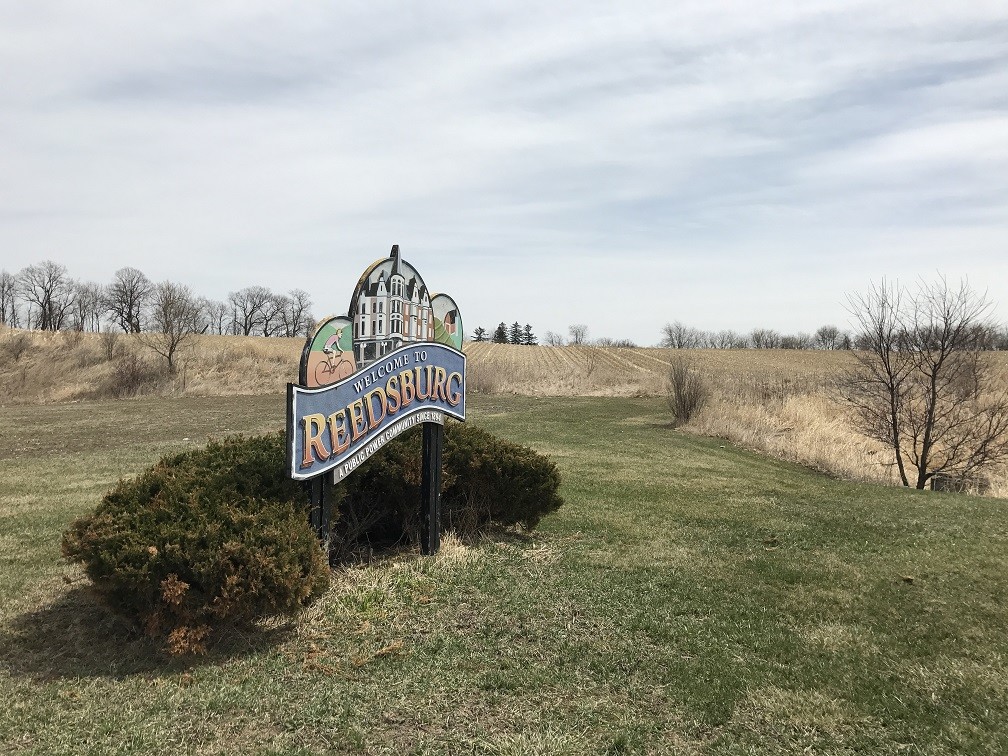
[301,315,358,388]
[314,327,354,385]
[314,328,354,387]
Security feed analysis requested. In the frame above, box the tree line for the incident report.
[465,319,1007,351]
[470,322,538,346]
[0,261,315,340]
[658,320,1008,351]
[467,323,638,349]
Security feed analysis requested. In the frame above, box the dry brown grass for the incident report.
[0,329,303,404]
[682,349,1008,497]
[2,327,1005,495]
[464,343,1008,496]
[467,342,676,396]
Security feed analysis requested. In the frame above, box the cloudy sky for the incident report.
[2,1,1007,343]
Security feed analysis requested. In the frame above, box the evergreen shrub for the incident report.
[62,434,329,654]
[63,423,563,651]
[334,423,564,547]
[441,423,564,532]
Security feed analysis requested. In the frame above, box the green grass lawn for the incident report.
[1,394,1006,755]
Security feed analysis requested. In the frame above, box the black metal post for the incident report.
[307,473,336,552]
[420,421,443,555]
[321,471,335,554]
[308,477,324,542]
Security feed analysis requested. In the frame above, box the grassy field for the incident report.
[6,328,1005,496]
[2,394,1007,754]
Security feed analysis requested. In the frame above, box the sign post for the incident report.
[286,245,465,556]
[420,422,443,555]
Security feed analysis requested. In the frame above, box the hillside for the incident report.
[1,327,1005,496]
[0,327,852,403]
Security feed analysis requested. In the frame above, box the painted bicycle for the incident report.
[313,327,354,385]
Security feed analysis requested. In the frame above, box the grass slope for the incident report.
[1,395,1006,754]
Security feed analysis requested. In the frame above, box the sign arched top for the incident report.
[300,245,463,388]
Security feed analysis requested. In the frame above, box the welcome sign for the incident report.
[287,343,465,480]
[286,245,466,493]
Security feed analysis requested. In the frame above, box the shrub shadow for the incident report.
[0,586,294,682]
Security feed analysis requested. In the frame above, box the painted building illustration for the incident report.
[349,245,438,365]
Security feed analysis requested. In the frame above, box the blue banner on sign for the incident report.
[287,343,466,480]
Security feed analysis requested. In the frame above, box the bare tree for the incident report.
[18,261,76,330]
[568,324,589,346]
[229,286,272,336]
[195,297,214,334]
[260,293,286,337]
[781,332,812,350]
[666,355,709,426]
[140,280,201,371]
[660,321,704,349]
[709,330,733,349]
[815,324,841,350]
[543,331,564,347]
[994,326,1008,351]
[284,289,312,337]
[969,323,1001,351]
[199,299,229,335]
[0,270,16,326]
[104,267,153,333]
[844,277,1008,490]
[70,281,104,332]
[714,329,749,349]
[750,328,780,349]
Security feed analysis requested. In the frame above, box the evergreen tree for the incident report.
[509,321,522,345]
[472,326,487,342]
[492,322,508,343]
[522,324,537,346]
